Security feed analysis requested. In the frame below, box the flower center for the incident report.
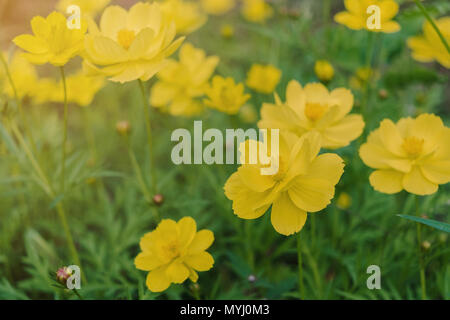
[117,29,135,49]
[402,136,424,157]
[305,102,328,121]
[162,241,180,260]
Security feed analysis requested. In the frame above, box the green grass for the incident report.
[0,0,449,300]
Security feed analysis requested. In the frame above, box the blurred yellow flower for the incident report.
[334,0,400,33]
[204,76,251,114]
[13,11,87,66]
[221,24,235,38]
[201,0,235,15]
[258,80,365,149]
[336,192,351,209]
[224,132,344,236]
[241,0,273,23]
[33,71,104,107]
[407,17,450,69]
[151,43,219,116]
[161,0,207,34]
[56,0,111,18]
[135,217,214,292]
[314,60,334,82]
[239,104,258,123]
[84,2,184,83]
[359,114,450,195]
[246,64,281,94]
[1,51,38,99]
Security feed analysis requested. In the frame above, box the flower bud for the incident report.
[116,120,130,136]
[152,194,164,206]
[248,274,256,283]
[421,240,431,250]
[378,89,388,100]
[56,266,73,285]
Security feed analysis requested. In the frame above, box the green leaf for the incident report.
[397,215,450,233]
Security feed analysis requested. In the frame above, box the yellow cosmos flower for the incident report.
[151,43,219,116]
[336,192,352,210]
[83,2,184,83]
[334,0,400,33]
[201,0,235,15]
[204,76,251,114]
[241,0,273,23]
[224,132,345,236]
[161,0,207,34]
[1,51,38,99]
[246,64,281,94]
[407,17,450,69]
[135,217,214,292]
[258,80,365,149]
[33,71,104,107]
[314,60,334,82]
[359,114,450,196]
[56,0,111,18]
[13,11,87,66]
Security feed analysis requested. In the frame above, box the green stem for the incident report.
[9,119,84,282]
[0,52,37,153]
[124,135,152,204]
[311,214,316,250]
[297,232,305,299]
[413,0,450,54]
[73,288,84,300]
[60,67,69,194]
[415,196,427,300]
[361,31,376,118]
[137,80,157,194]
[245,221,255,271]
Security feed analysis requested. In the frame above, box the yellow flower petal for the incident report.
[188,230,214,254]
[184,252,214,271]
[166,261,190,283]
[369,170,403,194]
[134,252,163,271]
[420,161,450,184]
[177,217,197,249]
[146,267,171,292]
[288,177,334,212]
[237,165,275,192]
[322,114,365,148]
[270,192,307,236]
[307,153,345,186]
[403,166,438,196]
[334,12,364,30]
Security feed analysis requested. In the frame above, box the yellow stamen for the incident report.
[162,241,180,260]
[305,102,328,121]
[402,136,424,157]
[117,29,135,50]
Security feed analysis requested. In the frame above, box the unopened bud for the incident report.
[116,121,130,136]
[152,194,164,206]
[378,89,388,99]
[421,241,431,250]
[56,266,73,285]
[248,274,256,283]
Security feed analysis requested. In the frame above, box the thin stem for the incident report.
[413,0,450,54]
[361,31,376,118]
[297,232,305,300]
[245,221,255,271]
[137,79,157,194]
[311,214,316,250]
[415,196,427,300]
[124,135,152,204]
[73,288,84,300]
[0,52,37,153]
[9,118,84,282]
[60,67,69,194]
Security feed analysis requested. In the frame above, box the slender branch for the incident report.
[413,0,450,54]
